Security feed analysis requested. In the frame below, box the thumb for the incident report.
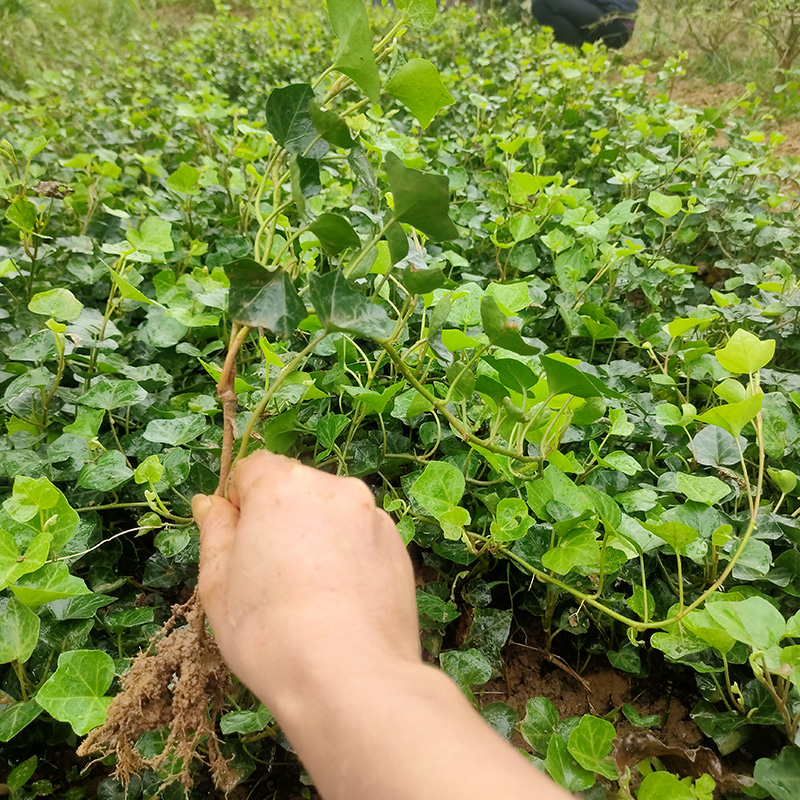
[194,494,240,600]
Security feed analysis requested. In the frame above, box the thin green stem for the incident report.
[12,661,29,702]
[75,501,154,512]
[380,341,539,463]
[345,216,396,279]
[233,332,328,467]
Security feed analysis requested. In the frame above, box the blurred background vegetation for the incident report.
[2,0,799,114]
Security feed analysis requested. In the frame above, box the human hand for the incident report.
[192,451,420,716]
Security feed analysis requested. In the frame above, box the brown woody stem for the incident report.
[216,323,251,496]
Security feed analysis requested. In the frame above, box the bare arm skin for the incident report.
[193,451,571,800]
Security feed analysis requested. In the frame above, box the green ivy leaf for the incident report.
[385,213,409,264]
[439,648,492,696]
[480,702,518,740]
[641,518,698,552]
[142,415,208,447]
[309,100,357,149]
[0,481,77,551]
[225,259,308,337]
[290,154,321,207]
[395,0,437,27]
[490,497,532,542]
[386,58,454,128]
[754,747,800,800]
[480,295,540,355]
[11,562,91,607]
[647,190,682,219]
[417,590,461,623]
[409,461,465,519]
[36,649,115,735]
[541,354,624,399]
[715,329,775,374]
[77,450,134,492]
[105,607,155,633]
[165,162,199,194]
[696,392,763,438]
[706,596,785,651]
[650,630,715,671]
[384,152,457,241]
[7,755,37,794]
[0,700,42,742]
[626,585,655,620]
[3,475,59,523]
[220,705,273,736]
[317,412,349,454]
[6,196,38,233]
[134,454,164,485]
[307,271,394,340]
[49,593,115,621]
[715,377,747,404]
[401,262,445,294]
[544,734,595,792]
[620,703,661,728]
[445,361,475,401]
[567,715,617,780]
[439,506,470,541]
[0,530,50,589]
[28,288,83,321]
[107,266,160,306]
[266,84,328,159]
[126,216,173,256]
[328,0,380,103]
[692,426,744,467]
[520,697,560,754]
[309,213,361,255]
[675,473,731,505]
[78,378,148,411]
[542,529,601,574]
[0,594,40,664]
[683,607,736,653]
[769,467,798,495]
[638,771,695,800]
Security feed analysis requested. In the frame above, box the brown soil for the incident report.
[477,618,750,796]
[773,117,800,159]
[486,623,702,750]
[657,77,746,114]
[641,72,800,160]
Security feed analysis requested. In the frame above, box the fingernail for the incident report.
[192,494,213,526]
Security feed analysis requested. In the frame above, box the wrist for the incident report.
[264,655,447,737]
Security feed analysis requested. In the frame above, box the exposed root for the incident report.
[77,590,235,792]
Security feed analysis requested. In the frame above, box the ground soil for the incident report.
[489,617,702,750]
[473,611,780,797]
[641,72,800,160]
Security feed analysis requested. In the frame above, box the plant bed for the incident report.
[2,2,800,798]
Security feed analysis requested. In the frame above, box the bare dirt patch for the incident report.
[481,617,756,795]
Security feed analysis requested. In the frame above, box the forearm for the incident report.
[262,659,569,800]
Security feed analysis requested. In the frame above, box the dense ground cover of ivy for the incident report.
[2,1,800,797]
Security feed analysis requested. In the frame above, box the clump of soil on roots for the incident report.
[77,590,235,791]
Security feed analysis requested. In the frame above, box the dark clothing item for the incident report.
[531,0,637,49]
[595,0,637,12]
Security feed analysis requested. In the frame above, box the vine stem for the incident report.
[380,341,539,463]
[12,661,29,701]
[467,406,766,632]
[75,501,153,512]
[40,329,66,428]
[344,215,396,279]
[229,332,328,478]
[216,323,251,496]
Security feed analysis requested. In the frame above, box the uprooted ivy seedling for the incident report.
[2,0,800,798]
